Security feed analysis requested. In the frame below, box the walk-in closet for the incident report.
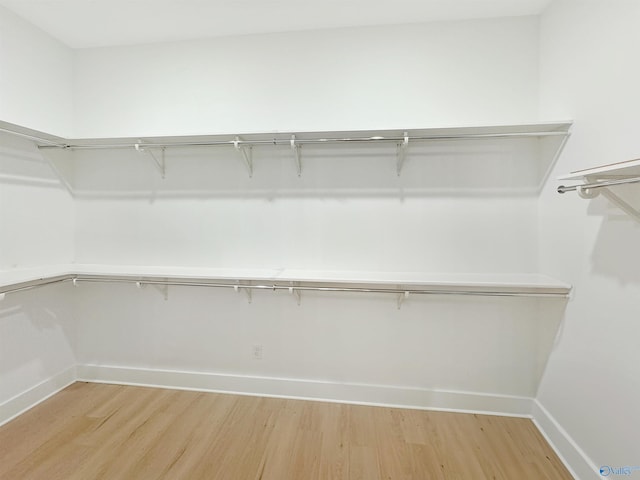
[0,1,638,478]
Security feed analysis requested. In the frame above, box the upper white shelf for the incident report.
[1,119,572,184]
[0,264,572,300]
[28,122,573,148]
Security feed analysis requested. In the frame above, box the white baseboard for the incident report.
[77,364,533,417]
[532,399,600,480]
[0,366,76,427]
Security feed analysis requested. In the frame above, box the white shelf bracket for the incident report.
[135,142,166,179]
[291,135,302,177]
[396,132,409,176]
[289,287,301,306]
[151,283,169,301]
[397,291,410,310]
[234,137,253,177]
[134,280,169,300]
[234,284,252,303]
[600,188,640,222]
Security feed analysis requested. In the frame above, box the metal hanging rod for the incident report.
[0,277,71,296]
[36,130,569,151]
[72,276,567,298]
[557,176,640,194]
[0,126,67,147]
[0,274,568,299]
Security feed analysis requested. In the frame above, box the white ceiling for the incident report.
[0,0,552,49]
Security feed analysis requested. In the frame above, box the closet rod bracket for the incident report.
[135,142,166,179]
[291,135,302,177]
[397,290,410,310]
[396,132,409,176]
[151,283,169,301]
[234,137,253,177]
[234,283,252,303]
[289,286,301,305]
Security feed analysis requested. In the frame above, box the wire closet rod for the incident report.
[0,126,65,147]
[557,176,640,193]
[0,277,71,296]
[73,277,567,298]
[38,130,570,151]
[0,275,569,298]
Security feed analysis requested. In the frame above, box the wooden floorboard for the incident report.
[0,383,573,479]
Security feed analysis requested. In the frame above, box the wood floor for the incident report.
[0,383,572,480]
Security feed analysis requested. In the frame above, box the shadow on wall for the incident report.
[0,133,67,190]
[587,189,640,285]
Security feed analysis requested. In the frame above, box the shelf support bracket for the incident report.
[135,280,169,300]
[291,135,302,177]
[600,188,640,223]
[289,287,301,306]
[396,132,409,176]
[135,142,166,179]
[234,284,252,304]
[397,291,409,310]
[234,137,253,177]
[151,283,169,301]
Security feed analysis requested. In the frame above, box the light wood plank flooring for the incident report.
[0,382,572,479]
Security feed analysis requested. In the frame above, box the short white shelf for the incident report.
[558,158,640,221]
[558,158,640,180]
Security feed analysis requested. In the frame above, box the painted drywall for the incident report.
[71,137,544,272]
[0,132,75,416]
[0,4,76,412]
[0,283,75,411]
[0,133,74,269]
[537,0,640,477]
[72,16,540,137]
[70,16,546,272]
[74,283,565,402]
[69,135,552,406]
[0,5,73,137]
[65,15,557,409]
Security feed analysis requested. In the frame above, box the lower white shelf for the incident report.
[0,265,572,299]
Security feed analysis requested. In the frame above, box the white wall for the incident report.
[64,15,560,410]
[0,6,76,419]
[69,14,545,272]
[73,16,540,137]
[0,5,73,137]
[0,133,74,268]
[0,134,76,416]
[74,284,563,402]
[0,284,75,412]
[537,0,640,477]
[71,137,543,272]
